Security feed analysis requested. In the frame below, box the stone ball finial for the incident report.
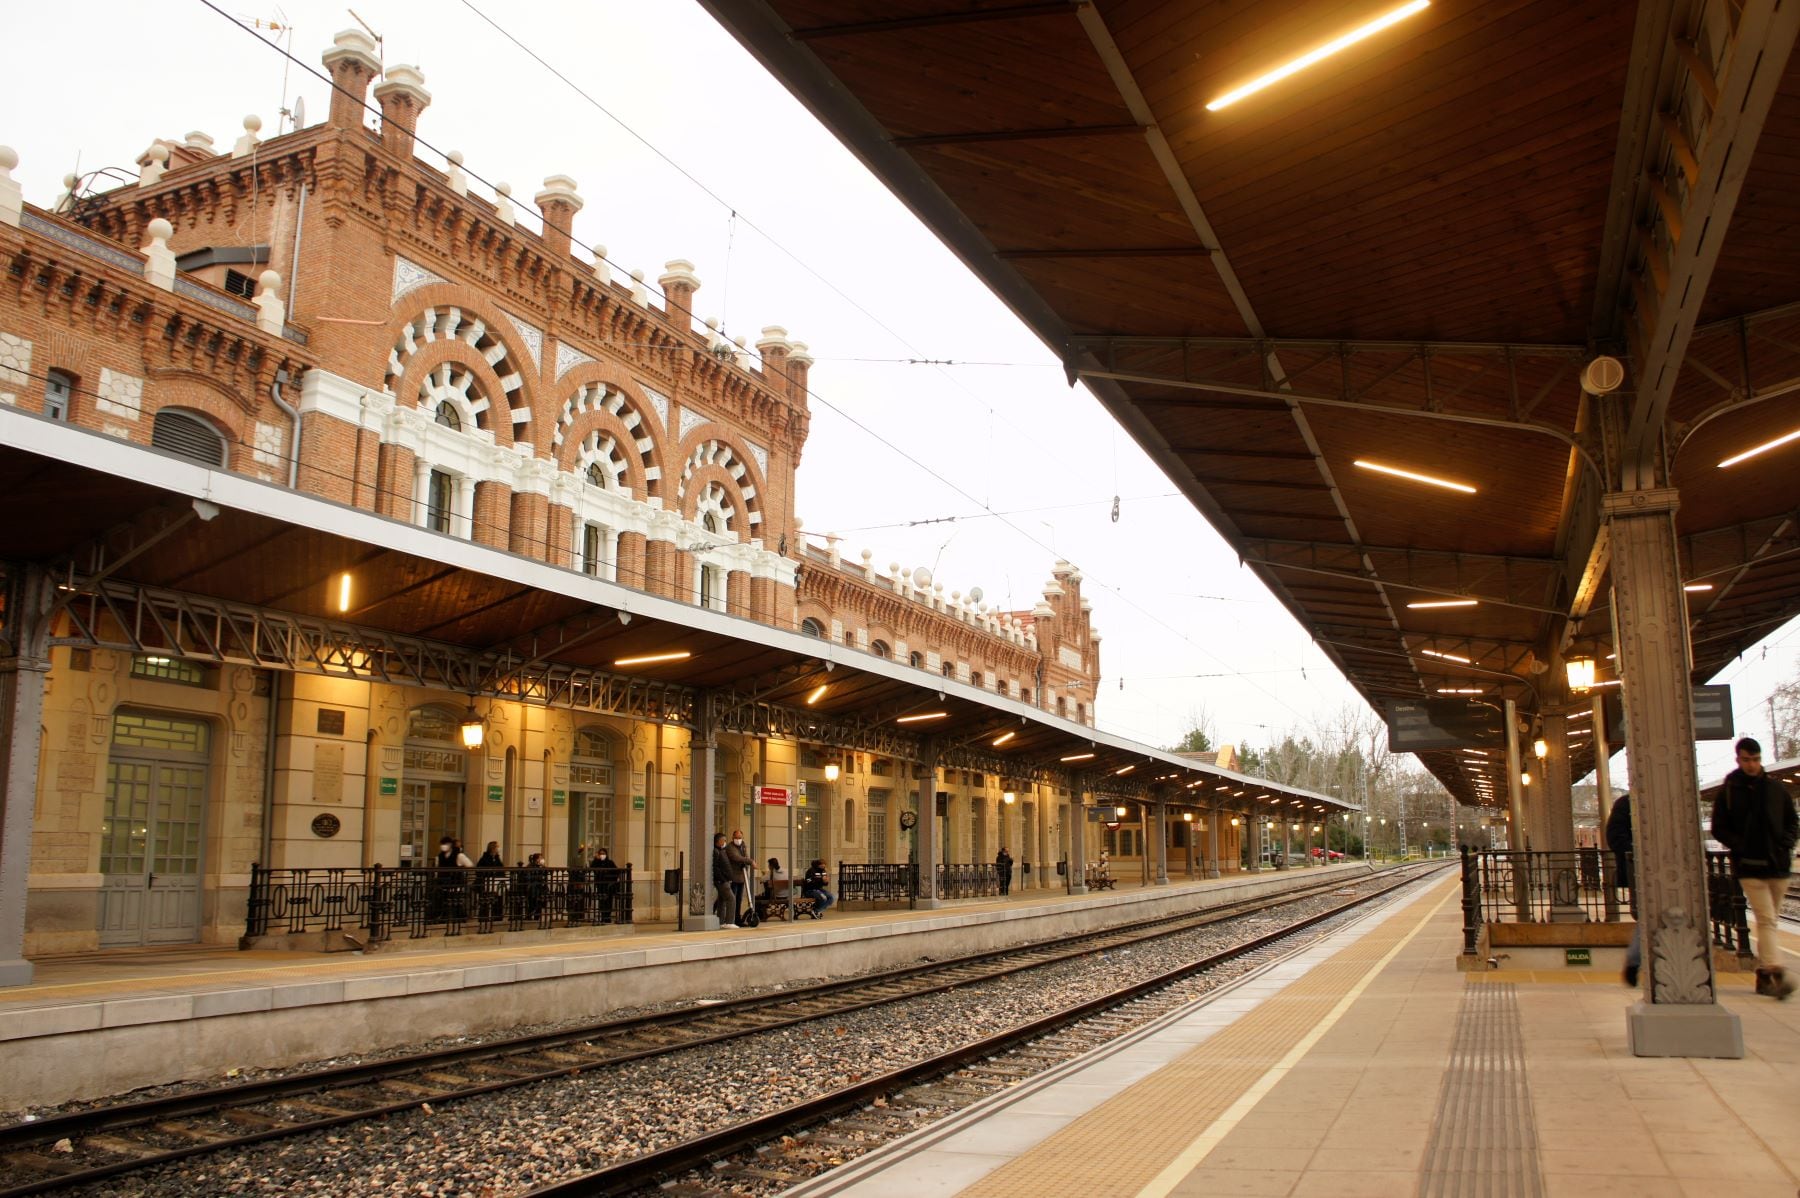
[496,181,512,197]
[259,269,282,293]
[63,172,78,187]
[244,114,263,134]
[448,149,464,166]
[0,146,17,171]
[146,217,174,242]
[861,548,873,561]
[149,143,169,163]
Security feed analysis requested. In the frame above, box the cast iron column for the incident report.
[1067,773,1088,894]
[1206,804,1222,878]
[0,566,51,986]
[685,691,718,929]
[914,740,941,908]
[1607,488,1740,1057]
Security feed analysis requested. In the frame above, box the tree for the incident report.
[1168,706,1215,755]
[1770,677,1800,759]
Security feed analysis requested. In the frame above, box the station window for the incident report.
[44,369,74,420]
[130,654,208,687]
[800,617,825,638]
[150,409,227,467]
[941,660,955,678]
[434,401,461,432]
[426,469,454,534]
[909,651,925,669]
[580,521,614,579]
[870,639,891,659]
[698,562,724,612]
[971,671,984,689]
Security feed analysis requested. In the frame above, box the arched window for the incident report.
[44,369,74,421]
[909,651,925,669]
[1021,688,1033,705]
[434,401,461,431]
[971,671,984,689]
[996,679,1009,697]
[800,618,826,638]
[702,511,722,535]
[941,660,955,678]
[151,409,227,467]
[870,640,891,659]
[1057,696,1068,717]
[585,462,607,489]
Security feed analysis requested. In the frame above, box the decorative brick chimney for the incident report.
[786,339,814,401]
[755,325,791,380]
[321,30,381,132]
[534,176,583,257]
[373,65,431,160]
[658,260,701,326]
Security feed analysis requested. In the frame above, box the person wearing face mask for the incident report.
[725,829,754,925]
[590,846,621,924]
[711,832,737,928]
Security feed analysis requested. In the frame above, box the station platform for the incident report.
[797,875,1800,1198]
[0,864,1366,1112]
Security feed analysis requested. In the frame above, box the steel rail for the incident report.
[526,863,1450,1196]
[0,867,1426,1196]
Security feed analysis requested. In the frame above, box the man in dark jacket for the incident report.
[1711,737,1798,999]
[1604,794,1641,987]
[711,833,738,928]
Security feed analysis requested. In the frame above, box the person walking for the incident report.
[1605,794,1641,987]
[1711,737,1798,999]
[994,846,1014,896]
[711,832,738,928]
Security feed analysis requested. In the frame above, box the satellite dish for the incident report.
[291,96,306,129]
[968,586,984,604]
[911,566,932,588]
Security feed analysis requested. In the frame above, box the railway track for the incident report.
[532,862,1448,1197]
[0,863,1443,1197]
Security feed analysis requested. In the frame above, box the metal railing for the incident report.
[936,862,1001,899]
[1458,848,1752,960]
[836,863,916,904]
[246,864,633,943]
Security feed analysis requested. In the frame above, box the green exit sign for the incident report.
[1565,948,1592,966]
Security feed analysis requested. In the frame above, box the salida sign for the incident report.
[756,785,793,807]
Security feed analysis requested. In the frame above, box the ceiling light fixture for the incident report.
[1205,0,1431,111]
[336,571,353,613]
[614,650,692,667]
[1114,764,1136,775]
[992,730,1016,747]
[1683,582,1713,593]
[1419,648,1472,664]
[1436,687,1482,694]
[1717,427,1800,468]
[1352,458,1475,494]
[897,711,948,724]
[805,683,829,706]
[1408,598,1478,609]
[823,761,841,782]
[1566,657,1596,694]
[1061,752,1096,762]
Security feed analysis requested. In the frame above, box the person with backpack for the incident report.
[1711,737,1798,999]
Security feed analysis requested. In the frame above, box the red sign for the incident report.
[756,785,792,806]
[1105,821,1122,831]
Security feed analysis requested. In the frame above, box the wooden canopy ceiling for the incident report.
[703,0,1800,805]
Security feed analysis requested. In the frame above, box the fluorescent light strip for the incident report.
[896,711,948,724]
[1114,764,1136,775]
[1353,458,1476,494]
[1060,752,1096,762]
[805,684,829,706]
[1408,598,1478,609]
[1436,687,1482,694]
[1206,0,1431,110]
[1718,427,1800,468]
[1683,583,1714,593]
[613,651,691,667]
[991,731,1016,747]
[1419,648,1472,664]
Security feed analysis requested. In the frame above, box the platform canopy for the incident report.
[703,0,1800,805]
[0,411,1351,816]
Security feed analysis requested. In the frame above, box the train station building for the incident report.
[0,31,1360,976]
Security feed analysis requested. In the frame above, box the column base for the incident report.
[1154,876,1171,887]
[1206,868,1221,879]
[1626,1000,1743,1059]
[690,915,722,932]
[912,898,943,910]
[1549,904,1588,923]
[1068,884,1088,895]
[0,957,32,987]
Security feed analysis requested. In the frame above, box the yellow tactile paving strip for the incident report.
[958,879,1459,1198]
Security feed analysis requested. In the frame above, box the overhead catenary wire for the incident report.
[180,0,1323,720]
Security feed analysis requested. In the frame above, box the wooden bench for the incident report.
[754,888,820,921]
[1086,871,1117,891]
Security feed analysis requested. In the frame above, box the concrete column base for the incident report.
[1068,884,1088,895]
[1626,1001,1743,1059]
[912,898,943,910]
[0,958,31,987]
[1550,904,1588,923]
[1154,877,1171,887]
[691,916,722,932]
[1206,868,1221,879]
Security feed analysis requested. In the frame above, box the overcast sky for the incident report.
[7,1,1793,790]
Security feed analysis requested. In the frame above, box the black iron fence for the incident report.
[246,864,633,943]
[937,862,1001,899]
[837,863,916,904]
[1458,848,1752,960]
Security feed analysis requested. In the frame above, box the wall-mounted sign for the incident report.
[310,813,341,838]
[757,785,792,807]
[378,776,398,796]
[1602,685,1735,746]
[316,708,346,736]
[486,785,504,803]
[680,798,691,813]
[1565,948,1592,966]
[551,789,567,807]
[632,794,647,811]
